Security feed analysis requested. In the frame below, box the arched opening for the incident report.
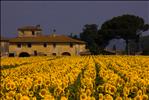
[9,53,15,57]
[19,52,30,57]
[52,53,57,56]
[61,52,71,56]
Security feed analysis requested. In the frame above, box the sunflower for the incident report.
[60,96,68,100]
[43,95,51,100]
[15,93,22,100]
[115,96,123,100]
[142,94,148,100]
[10,82,16,90]
[104,84,110,93]
[29,91,34,97]
[104,94,113,100]
[0,91,4,99]
[86,89,91,96]
[34,77,43,86]
[5,82,11,91]
[20,84,29,92]
[6,91,15,99]
[44,80,51,87]
[32,96,37,100]
[80,93,87,100]
[109,86,117,95]
[131,86,138,94]
[39,89,48,98]
[50,95,55,100]
[134,95,142,100]
[0,83,4,91]
[20,96,30,100]
[90,96,96,100]
[97,85,104,93]
[123,87,130,96]
[137,90,142,96]
[98,93,104,100]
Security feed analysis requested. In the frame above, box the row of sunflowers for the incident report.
[0,56,149,100]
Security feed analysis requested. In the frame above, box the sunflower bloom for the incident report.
[86,89,91,96]
[44,80,51,87]
[134,95,142,100]
[104,94,113,100]
[99,93,104,100]
[80,93,87,100]
[60,96,68,100]
[5,83,11,91]
[115,96,123,100]
[15,93,22,100]
[29,91,34,97]
[20,96,30,100]
[137,90,142,96]
[142,94,148,100]
[6,91,15,99]
[109,86,117,95]
[32,96,37,100]
[39,89,48,98]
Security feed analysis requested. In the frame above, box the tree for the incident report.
[98,14,149,54]
[80,24,99,54]
[69,33,79,40]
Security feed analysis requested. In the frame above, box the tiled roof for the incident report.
[17,25,42,31]
[9,35,86,44]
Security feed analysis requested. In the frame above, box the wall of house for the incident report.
[0,41,9,56]
[9,43,86,56]
[18,30,42,37]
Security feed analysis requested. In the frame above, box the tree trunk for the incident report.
[126,39,129,55]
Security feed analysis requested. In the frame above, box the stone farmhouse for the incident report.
[0,25,90,57]
[0,37,9,57]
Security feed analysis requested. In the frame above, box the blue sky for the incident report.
[1,1,149,37]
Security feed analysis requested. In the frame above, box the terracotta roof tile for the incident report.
[9,35,86,44]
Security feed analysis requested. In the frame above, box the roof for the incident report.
[9,35,86,44]
[17,25,42,31]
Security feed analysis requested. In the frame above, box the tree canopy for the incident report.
[80,24,99,54]
[80,14,149,54]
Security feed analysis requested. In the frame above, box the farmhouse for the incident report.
[5,25,89,57]
[0,37,9,57]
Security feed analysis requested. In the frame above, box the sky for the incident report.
[1,1,149,38]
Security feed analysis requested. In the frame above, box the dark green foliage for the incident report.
[80,14,149,55]
[80,24,100,54]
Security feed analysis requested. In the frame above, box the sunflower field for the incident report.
[0,56,149,100]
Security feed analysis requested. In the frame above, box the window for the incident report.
[34,51,37,56]
[53,43,56,48]
[85,45,88,49]
[52,53,56,56]
[17,44,21,48]
[32,31,35,35]
[9,53,15,57]
[70,43,73,48]
[28,43,32,48]
[43,43,47,47]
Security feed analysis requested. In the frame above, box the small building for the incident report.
[0,37,9,57]
[8,25,88,57]
[140,35,149,55]
[104,38,126,55]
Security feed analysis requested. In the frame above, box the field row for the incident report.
[0,56,149,100]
